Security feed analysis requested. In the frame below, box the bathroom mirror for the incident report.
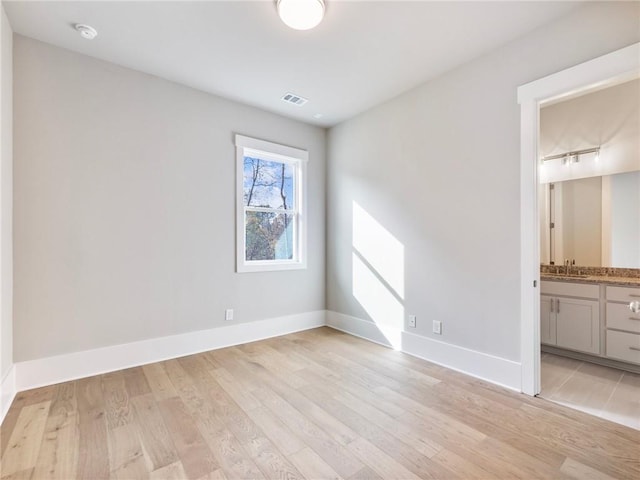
[539,171,640,267]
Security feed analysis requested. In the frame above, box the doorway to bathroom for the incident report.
[517,42,640,407]
[536,79,640,429]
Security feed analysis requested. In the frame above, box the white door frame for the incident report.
[517,43,640,396]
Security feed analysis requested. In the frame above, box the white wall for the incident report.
[13,36,326,362]
[540,78,640,184]
[327,2,640,363]
[0,5,13,382]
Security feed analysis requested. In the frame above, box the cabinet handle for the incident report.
[629,346,640,352]
[629,317,640,321]
[556,298,560,313]
[550,298,554,313]
[630,294,640,298]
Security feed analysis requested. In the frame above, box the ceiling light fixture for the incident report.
[277,0,325,31]
[75,24,98,40]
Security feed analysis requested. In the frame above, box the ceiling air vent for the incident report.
[281,93,308,106]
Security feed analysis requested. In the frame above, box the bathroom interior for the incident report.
[537,77,640,429]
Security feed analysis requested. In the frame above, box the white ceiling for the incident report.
[4,1,583,127]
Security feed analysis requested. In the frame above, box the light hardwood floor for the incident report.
[1,328,639,479]
[540,352,640,430]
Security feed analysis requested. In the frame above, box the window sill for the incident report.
[237,261,307,273]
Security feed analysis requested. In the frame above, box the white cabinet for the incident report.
[606,331,640,364]
[607,303,640,333]
[606,286,640,303]
[540,296,556,345]
[605,285,640,365]
[556,298,600,354]
[541,281,640,368]
[540,282,600,355]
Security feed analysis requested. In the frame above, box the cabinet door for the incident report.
[556,298,600,355]
[540,296,556,345]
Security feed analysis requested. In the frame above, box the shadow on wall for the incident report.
[351,201,404,349]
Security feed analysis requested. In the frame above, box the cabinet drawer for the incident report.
[607,302,640,333]
[606,285,640,303]
[540,281,599,299]
[606,330,640,365]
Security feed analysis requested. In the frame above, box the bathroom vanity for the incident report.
[540,272,640,372]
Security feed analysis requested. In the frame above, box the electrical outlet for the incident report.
[225,309,234,321]
[433,320,442,335]
[408,315,417,328]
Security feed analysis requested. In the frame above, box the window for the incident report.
[235,134,307,272]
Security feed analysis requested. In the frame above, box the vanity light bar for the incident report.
[541,146,600,163]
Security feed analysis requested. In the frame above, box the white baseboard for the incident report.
[14,310,326,393]
[1,364,16,423]
[4,308,523,427]
[326,310,399,349]
[326,310,522,391]
[401,330,522,391]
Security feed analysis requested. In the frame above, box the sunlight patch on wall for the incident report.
[351,201,405,350]
[352,253,404,348]
[352,201,404,298]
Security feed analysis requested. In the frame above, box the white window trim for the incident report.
[235,134,308,273]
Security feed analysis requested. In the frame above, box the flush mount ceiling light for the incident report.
[277,0,325,30]
[74,24,98,40]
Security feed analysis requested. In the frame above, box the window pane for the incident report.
[245,211,296,261]
[243,157,295,209]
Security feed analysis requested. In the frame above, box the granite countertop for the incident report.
[540,274,640,287]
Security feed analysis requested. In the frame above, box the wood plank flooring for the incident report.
[1,327,639,479]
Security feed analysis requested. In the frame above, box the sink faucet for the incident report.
[564,259,576,275]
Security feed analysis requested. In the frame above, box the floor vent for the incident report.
[281,93,308,106]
